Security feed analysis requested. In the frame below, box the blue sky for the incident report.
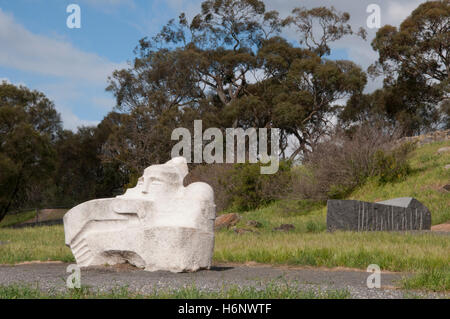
[0,0,425,130]
[0,0,193,129]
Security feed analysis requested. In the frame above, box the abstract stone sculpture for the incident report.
[63,157,216,272]
[327,197,431,232]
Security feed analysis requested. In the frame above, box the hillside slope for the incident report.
[228,140,450,231]
[213,140,449,284]
[349,141,449,225]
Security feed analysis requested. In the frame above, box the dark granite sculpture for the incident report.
[327,197,431,232]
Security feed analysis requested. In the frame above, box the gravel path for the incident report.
[0,262,447,299]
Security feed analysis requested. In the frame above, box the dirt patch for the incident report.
[236,261,402,274]
[431,222,450,232]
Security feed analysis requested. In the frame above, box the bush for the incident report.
[373,143,413,183]
[227,161,292,212]
[291,126,413,200]
[185,161,292,212]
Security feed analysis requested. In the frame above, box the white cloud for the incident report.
[59,106,100,131]
[0,9,127,131]
[264,0,429,93]
[32,80,99,130]
[387,0,424,25]
[0,8,126,84]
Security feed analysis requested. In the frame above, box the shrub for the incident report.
[185,161,292,212]
[291,126,413,200]
[373,144,412,183]
[227,161,292,212]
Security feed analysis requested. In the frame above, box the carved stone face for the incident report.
[141,157,188,196]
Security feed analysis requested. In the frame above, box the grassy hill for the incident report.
[350,141,450,225]
[217,140,450,232]
[213,140,449,290]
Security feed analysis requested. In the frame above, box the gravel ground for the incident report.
[0,262,447,299]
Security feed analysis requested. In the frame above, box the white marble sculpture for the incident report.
[63,157,216,273]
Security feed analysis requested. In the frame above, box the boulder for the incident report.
[63,157,216,273]
[327,197,431,232]
[215,213,240,230]
[444,164,450,170]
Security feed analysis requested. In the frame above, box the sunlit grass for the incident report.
[0,283,350,299]
[0,225,74,264]
[215,231,450,273]
[401,269,450,292]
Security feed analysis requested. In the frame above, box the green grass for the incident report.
[401,269,450,292]
[0,210,36,228]
[0,225,74,264]
[215,231,449,273]
[0,283,350,299]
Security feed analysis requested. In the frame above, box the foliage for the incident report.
[227,161,292,211]
[292,126,410,200]
[53,117,129,206]
[373,144,412,184]
[343,0,450,134]
[1,0,449,222]
[1,142,448,288]
[186,161,292,212]
[401,269,450,292]
[0,210,36,228]
[0,83,61,222]
[106,0,367,165]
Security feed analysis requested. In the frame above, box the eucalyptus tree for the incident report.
[343,0,450,134]
[107,0,367,165]
[0,82,61,221]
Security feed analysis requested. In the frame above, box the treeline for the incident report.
[0,0,448,220]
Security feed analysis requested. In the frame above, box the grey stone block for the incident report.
[327,197,431,232]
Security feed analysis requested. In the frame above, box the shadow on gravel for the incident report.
[208,266,234,272]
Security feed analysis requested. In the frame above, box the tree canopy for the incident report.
[0,82,61,221]
[106,0,366,163]
[342,0,449,134]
